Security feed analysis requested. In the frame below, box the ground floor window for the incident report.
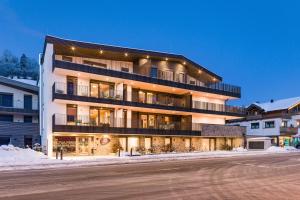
[53,136,76,154]
[0,136,10,145]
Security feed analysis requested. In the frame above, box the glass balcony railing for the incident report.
[53,82,245,115]
[53,114,201,131]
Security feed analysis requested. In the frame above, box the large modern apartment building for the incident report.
[0,76,39,147]
[40,36,246,156]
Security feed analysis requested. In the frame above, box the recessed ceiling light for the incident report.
[198,70,202,74]
[146,55,150,59]
[99,50,103,54]
[71,46,75,51]
[165,58,168,61]
[183,61,186,65]
[213,78,216,81]
[124,53,128,57]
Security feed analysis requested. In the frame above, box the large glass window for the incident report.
[138,91,146,103]
[24,95,32,110]
[67,104,77,124]
[89,107,113,127]
[90,83,99,98]
[147,93,154,104]
[140,115,148,128]
[148,115,156,128]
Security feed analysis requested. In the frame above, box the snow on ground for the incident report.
[0,145,299,171]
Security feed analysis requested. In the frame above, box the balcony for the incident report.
[280,126,298,136]
[52,114,201,136]
[53,82,246,117]
[53,58,241,98]
[0,101,38,115]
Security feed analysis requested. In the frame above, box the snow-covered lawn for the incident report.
[0,145,299,171]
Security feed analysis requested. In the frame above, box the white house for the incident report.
[227,97,300,146]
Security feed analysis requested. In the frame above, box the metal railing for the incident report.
[54,82,245,115]
[53,114,202,131]
[192,101,246,114]
[0,100,37,111]
[55,56,241,95]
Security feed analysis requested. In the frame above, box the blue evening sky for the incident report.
[0,0,299,106]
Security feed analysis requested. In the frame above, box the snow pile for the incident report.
[232,147,248,152]
[266,146,298,152]
[0,145,49,166]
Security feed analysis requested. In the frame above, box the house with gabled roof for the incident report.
[227,97,300,146]
[0,76,40,147]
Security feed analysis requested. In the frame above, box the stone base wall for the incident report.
[52,134,244,156]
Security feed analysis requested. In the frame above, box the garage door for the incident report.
[0,137,10,145]
[248,141,264,149]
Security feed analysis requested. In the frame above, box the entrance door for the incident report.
[127,137,139,152]
[145,137,152,151]
[67,76,77,95]
[202,139,210,151]
[78,137,89,155]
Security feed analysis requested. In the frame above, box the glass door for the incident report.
[67,76,77,95]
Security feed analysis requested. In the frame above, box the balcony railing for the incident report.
[192,101,246,115]
[53,114,244,137]
[280,126,298,135]
[53,114,198,131]
[53,82,245,116]
[0,101,38,114]
[54,57,241,97]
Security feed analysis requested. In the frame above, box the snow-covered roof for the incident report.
[253,97,300,112]
[12,78,38,86]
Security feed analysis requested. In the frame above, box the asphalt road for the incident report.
[1,153,300,200]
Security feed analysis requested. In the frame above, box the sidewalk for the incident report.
[0,146,298,172]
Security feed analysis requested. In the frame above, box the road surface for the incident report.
[1,153,300,200]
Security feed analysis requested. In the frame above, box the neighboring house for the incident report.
[0,76,40,147]
[227,97,300,146]
[40,36,246,157]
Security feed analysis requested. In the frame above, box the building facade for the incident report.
[0,76,39,147]
[227,97,300,146]
[40,36,246,157]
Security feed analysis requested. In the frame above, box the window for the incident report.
[24,95,32,110]
[83,60,107,68]
[282,121,288,127]
[66,104,77,124]
[0,136,10,145]
[121,67,129,72]
[24,116,32,123]
[251,122,259,129]
[0,114,13,122]
[0,93,13,107]
[150,67,158,78]
[265,121,275,128]
[138,91,146,103]
[62,56,72,62]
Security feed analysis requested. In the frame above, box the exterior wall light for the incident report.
[165,58,168,61]
[99,50,103,54]
[71,46,75,51]
[125,53,128,57]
